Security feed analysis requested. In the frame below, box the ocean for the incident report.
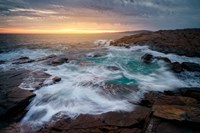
[0,33,200,128]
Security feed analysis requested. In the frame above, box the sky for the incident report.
[0,0,200,33]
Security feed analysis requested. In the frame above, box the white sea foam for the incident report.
[0,48,62,61]
[0,45,199,126]
[107,45,200,64]
[94,39,112,46]
[0,48,62,71]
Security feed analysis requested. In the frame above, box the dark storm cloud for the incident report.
[0,0,200,30]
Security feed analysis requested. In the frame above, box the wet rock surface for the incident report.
[140,53,200,73]
[0,60,5,64]
[38,106,150,133]
[0,70,35,131]
[36,55,57,62]
[141,53,154,64]
[0,87,36,119]
[0,70,30,90]
[20,71,61,90]
[12,56,35,64]
[142,88,200,133]
[153,105,200,122]
[111,29,200,57]
[171,62,183,73]
[32,88,199,133]
[106,66,121,71]
[1,67,200,133]
[154,56,171,63]
[0,69,61,132]
[145,117,200,133]
[43,55,69,66]
[182,62,200,72]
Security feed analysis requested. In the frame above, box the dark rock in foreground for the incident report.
[146,117,200,133]
[38,106,150,133]
[0,69,61,131]
[0,70,29,90]
[0,70,36,131]
[37,87,200,133]
[153,105,200,122]
[141,87,200,133]
[1,86,200,133]
[111,29,200,57]
[0,87,36,119]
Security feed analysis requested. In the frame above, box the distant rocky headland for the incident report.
[111,28,200,57]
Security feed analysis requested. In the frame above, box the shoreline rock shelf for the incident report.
[0,69,62,132]
[111,29,200,57]
[1,88,198,133]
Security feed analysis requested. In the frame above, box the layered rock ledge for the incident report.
[111,29,200,57]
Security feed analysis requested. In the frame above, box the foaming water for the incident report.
[0,48,62,61]
[19,45,187,126]
[0,43,199,127]
[0,48,62,71]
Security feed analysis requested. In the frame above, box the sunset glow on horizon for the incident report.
[0,28,120,34]
[0,0,199,34]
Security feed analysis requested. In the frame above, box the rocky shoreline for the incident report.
[111,29,200,57]
[1,66,199,133]
[0,29,200,133]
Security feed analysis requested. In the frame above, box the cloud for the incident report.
[9,8,56,14]
[9,8,57,15]
[0,0,200,31]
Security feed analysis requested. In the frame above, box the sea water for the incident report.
[0,34,199,127]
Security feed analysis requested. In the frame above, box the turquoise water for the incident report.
[84,48,160,86]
